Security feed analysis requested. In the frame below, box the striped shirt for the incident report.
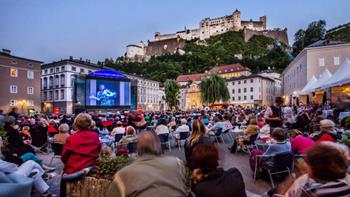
[302,180,350,197]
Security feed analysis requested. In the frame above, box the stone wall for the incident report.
[243,28,289,46]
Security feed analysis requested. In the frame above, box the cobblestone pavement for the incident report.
[39,143,270,196]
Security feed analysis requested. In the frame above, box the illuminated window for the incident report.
[10,100,17,106]
[10,68,18,77]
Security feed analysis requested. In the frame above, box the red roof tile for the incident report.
[176,73,207,82]
[208,63,250,74]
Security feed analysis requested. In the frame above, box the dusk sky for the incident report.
[1,0,349,63]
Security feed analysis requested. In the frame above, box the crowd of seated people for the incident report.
[0,95,350,196]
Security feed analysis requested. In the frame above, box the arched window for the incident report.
[60,74,65,87]
[43,77,47,89]
[49,76,54,88]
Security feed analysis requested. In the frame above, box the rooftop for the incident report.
[176,73,207,82]
[0,50,43,64]
[208,63,251,74]
[307,39,349,48]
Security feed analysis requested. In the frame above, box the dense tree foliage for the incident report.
[325,23,350,42]
[200,75,230,104]
[292,20,327,56]
[164,79,180,111]
[105,31,291,83]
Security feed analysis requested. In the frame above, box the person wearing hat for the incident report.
[311,119,338,142]
[110,121,125,137]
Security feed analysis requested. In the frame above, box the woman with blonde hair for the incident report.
[184,119,214,169]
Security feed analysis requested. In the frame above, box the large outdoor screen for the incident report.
[85,79,131,107]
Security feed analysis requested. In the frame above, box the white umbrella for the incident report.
[320,58,350,89]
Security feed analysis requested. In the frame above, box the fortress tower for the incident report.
[232,9,241,31]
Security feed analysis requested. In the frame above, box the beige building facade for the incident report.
[0,49,42,115]
[282,41,350,104]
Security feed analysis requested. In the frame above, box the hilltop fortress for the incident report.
[125,9,288,62]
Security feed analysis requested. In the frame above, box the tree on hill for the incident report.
[106,31,291,83]
[200,75,230,104]
[293,20,327,56]
[164,79,180,111]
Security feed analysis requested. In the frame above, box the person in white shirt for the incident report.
[155,119,170,135]
[110,121,125,137]
[175,119,190,134]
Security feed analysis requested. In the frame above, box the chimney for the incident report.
[69,56,73,60]
[2,48,11,54]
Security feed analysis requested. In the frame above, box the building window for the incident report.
[60,89,64,100]
[10,85,18,93]
[71,66,76,71]
[232,89,235,94]
[244,80,247,84]
[55,75,59,87]
[238,81,241,84]
[55,90,59,100]
[238,96,241,101]
[318,58,325,67]
[60,74,65,86]
[244,88,246,93]
[28,100,34,106]
[49,91,53,100]
[27,70,34,79]
[10,68,18,77]
[250,79,254,83]
[10,100,17,107]
[50,68,54,73]
[250,87,253,92]
[43,92,47,101]
[244,96,247,100]
[45,69,48,74]
[56,67,60,72]
[27,87,34,95]
[250,95,253,100]
[43,77,48,89]
[334,56,340,66]
[238,88,241,93]
[80,68,85,73]
[232,97,235,101]
[61,66,65,71]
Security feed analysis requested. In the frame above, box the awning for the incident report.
[300,75,318,94]
[320,58,350,89]
[308,68,332,92]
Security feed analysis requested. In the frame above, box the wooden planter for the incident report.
[66,176,112,197]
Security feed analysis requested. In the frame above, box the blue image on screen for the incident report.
[86,79,131,107]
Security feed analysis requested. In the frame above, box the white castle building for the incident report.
[125,9,274,62]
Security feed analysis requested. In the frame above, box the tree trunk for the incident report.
[66,177,112,197]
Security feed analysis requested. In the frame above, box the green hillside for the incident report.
[106,31,291,83]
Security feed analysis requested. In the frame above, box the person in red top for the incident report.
[289,129,315,154]
[311,119,338,142]
[61,113,101,174]
[47,119,58,137]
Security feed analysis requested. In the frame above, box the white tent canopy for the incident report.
[308,68,332,92]
[320,58,350,89]
[300,75,318,94]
